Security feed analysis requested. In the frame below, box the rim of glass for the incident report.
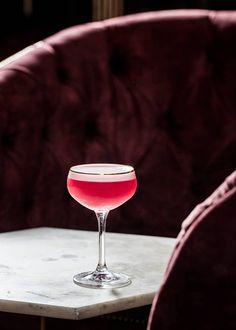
[69,163,135,176]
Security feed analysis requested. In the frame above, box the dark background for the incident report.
[1,0,236,61]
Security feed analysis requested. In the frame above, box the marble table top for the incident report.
[0,227,175,320]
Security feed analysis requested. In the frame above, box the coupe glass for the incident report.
[67,163,137,289]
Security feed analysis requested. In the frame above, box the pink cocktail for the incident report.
[67,178,137,211]
[67,163,137,289]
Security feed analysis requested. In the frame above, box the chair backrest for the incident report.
[0,10,236,236]
[148,170,236,330]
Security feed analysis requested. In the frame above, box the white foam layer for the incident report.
[68,163,136,182]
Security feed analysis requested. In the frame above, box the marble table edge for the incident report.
[76,292,155,320]
[0,293,155,320]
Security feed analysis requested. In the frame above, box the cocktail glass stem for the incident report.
[95,210,109,272]
[73,206,131,287]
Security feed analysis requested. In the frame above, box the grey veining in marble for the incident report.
[0,227,175,320]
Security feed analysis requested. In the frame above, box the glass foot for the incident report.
[73,269,131,289]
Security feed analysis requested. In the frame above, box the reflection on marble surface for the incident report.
[0,227,175,319]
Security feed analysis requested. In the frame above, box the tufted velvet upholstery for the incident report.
[1,10,236,238]
[148,170,236,330]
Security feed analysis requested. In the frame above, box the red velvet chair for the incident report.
[0,9,235,330]
[148,170,236,330]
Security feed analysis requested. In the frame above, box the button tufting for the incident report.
[23,196,33,211]
[85,119,100,140]
[57,67,69,84]
[109,49,128,76]
[41,126,48,140]
[1,133,15,149]
[163,112,182,134]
